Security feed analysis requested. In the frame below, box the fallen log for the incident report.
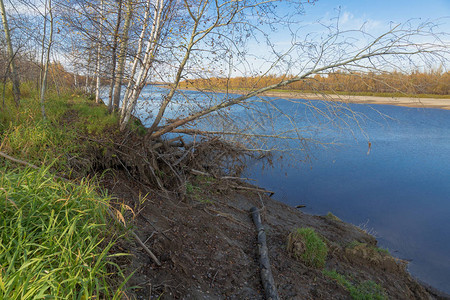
[232,185,274,197]
[250,207,279,300]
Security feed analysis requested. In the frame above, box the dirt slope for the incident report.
[104,173,449,299]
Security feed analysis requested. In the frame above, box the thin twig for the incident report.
[0,151,68,181]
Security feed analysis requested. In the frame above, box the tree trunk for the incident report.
[250,207,279,300]
[0,0,20,106]
[120,0,151,121]
[112,0,133,112]
[95,0,104,104]
[119,0,164,131]
[108,0,123,113]
[39,0,54,120]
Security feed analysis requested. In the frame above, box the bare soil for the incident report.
[103,172,450,299]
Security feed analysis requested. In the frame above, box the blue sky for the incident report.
[239,0,450,76]
[302,0,450,23]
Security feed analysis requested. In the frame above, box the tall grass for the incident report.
[0,83,119,174]
[0,167,127,299]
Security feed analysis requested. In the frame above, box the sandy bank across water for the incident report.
[178,87,450,110]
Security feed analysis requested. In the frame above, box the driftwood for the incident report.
[250,207,279,300]
[189,168,256,182]
[232,185,274,197]
[106,208,162,266]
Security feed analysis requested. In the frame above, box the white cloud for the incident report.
[338,10,382,32]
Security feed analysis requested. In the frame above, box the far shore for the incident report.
[177,87,450,110]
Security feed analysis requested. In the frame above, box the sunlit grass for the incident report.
[0,84,129,298]
[0,167,127,299]
[0,83,119,173]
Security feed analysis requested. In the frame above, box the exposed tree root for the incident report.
[82,127,257,197]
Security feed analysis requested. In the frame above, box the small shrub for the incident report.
[186,182,212,203]
[287,227,328,268]
[375,247,390,255]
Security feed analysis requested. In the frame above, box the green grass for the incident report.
[0,167,127,299]
[288,227,328,268]
[0,83,130,298]
[71,97,119,135]
[0,83,120,175]
[323,269,387,300]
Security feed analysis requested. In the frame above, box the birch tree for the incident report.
[115,0,449,149]
[94,0,104,103]
[39,0,54,119]
[58,0,448,155]
[119,0,165,129]
[112,0,133,112]
[0,0,20,106]
[107,0,123,112]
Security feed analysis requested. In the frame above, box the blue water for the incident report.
[244,101,450,293]
[135,87,450,293]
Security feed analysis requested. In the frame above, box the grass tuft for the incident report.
[326,212,342,221]
[287,227,328,268]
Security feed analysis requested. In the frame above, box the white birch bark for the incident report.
[120,0,152,120]
[108,0,123,112]
[0,0,20,105]
[112,0,133,112]
[39,0,54,120]
[120,0,164,130]
[95,0,104,103]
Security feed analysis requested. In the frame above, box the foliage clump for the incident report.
[287,227,328,268]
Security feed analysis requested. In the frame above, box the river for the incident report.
[134,86,450,293]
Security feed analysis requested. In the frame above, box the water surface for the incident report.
[244,101,450,293]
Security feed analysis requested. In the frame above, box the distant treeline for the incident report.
[180,71,450,96]
[0,51,107,93]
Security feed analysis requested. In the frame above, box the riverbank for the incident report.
[108,170,450,299]
[1,89,449,299]
[178,87,450,110]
